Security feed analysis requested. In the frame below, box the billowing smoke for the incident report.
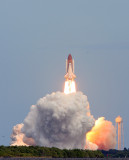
[11,92,116,150]
[11,123,35,146]
[11,92,95,149]
[85,140,98,150]
[11,123,27,146]
[86,117,116,150]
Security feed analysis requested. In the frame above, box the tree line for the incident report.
[0,146,104,158]
[102,148,129,158]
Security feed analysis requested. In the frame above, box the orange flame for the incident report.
[64,80,76,94]
[86,117,116,150]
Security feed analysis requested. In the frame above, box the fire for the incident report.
[86,117,116,150]
[64,80,76,94]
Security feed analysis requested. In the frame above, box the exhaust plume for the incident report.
[85,140,98,150]
[11,123,28,146]
[11,92,95,149]
[86,117,116,150]
[11,93,116,150]
[10,123,35,146]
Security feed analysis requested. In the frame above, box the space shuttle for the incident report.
[64,54,76,80]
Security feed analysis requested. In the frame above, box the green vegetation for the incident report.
[0,146,104,158]
[101,148,129,158]
[1,146,129,158]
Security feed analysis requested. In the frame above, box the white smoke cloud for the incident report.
[10,123,28,146]
[11,92,116,150]
[10,123,35,146]
[85,140,98,150]
[11,92,95,149]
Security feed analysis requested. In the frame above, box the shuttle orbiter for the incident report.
[64,54,76,80]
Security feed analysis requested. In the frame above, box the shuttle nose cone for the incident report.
[68,54,72,60]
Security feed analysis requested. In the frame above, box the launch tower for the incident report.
[115,116,124,150]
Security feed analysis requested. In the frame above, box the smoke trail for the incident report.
[11,92,95,149]
[86,117,116,150]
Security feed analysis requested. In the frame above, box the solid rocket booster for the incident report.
[64,54,76,80]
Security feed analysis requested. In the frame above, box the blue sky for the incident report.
[0,0,129,148]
